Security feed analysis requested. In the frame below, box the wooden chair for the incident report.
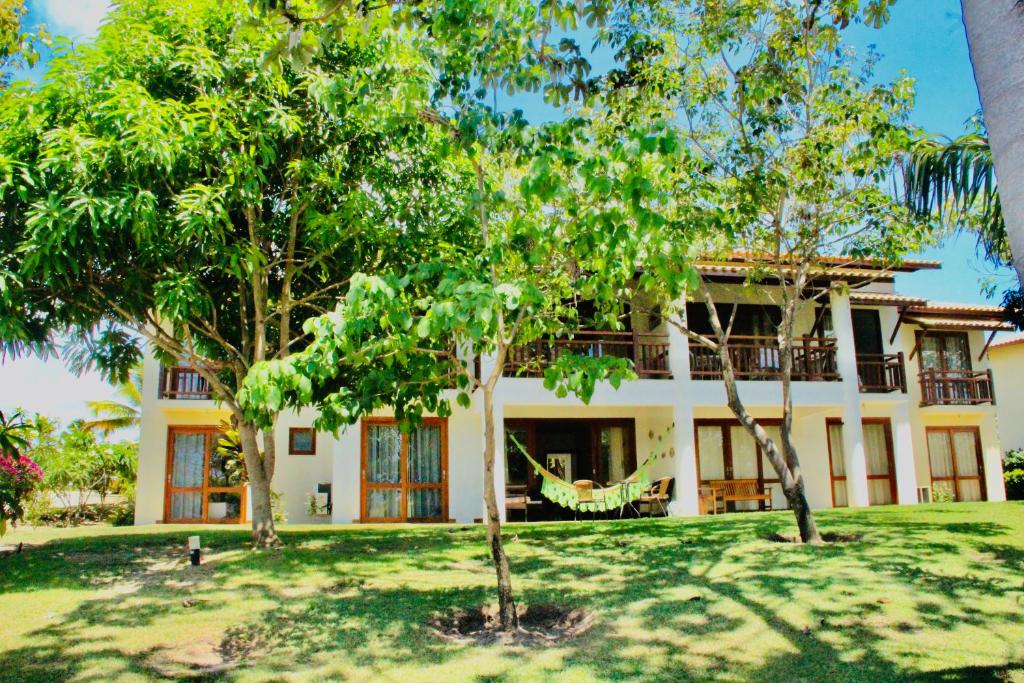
[572,480,604,521]
[505,484,531,522]
[698,485,721,515]
[639,477,673,517]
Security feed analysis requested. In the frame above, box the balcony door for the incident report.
[164,427,246,523]
[926,427,986,502]
[361,418,448,522]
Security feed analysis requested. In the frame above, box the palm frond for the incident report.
[86,400,138,419]
[904,134,1008,266]
[81,416,141,435]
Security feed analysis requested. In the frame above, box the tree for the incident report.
[904,127,1024,328]
[0,409,42,535]
[961,0,1024,289]
[582,0,927,542]
[83,364,143,436]
[0,0,470,545]
[0,0,44,88]
[240,117,661,627]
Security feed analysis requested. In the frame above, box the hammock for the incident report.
[507,434,653,513]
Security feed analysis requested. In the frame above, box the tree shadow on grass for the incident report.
[2,505,1023,681]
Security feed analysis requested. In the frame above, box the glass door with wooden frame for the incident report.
[926,427,986,502]
[695,420,783,511]
[825,419,897,506]
[361,419,448,522]
[918,332,972,402]
[164,427,246,523]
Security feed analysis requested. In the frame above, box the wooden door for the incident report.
[361,418,448,522]
[164,427,246,523]
[825,419,897,506]
[926,427,986,501]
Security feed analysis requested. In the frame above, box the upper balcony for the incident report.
[504,331,672,379]
[855,353,907,393]
[158,365,213,400]
[689,336,839,382]
[919,369,994,407]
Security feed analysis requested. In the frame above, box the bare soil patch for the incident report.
[430,603,595,646]
[763,531,863,544]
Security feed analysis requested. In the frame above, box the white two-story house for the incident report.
[134,255,1013,526]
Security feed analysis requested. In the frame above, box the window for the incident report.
[918,332,971,373]
[289,428,316,455]
[926,427,985,502]
[694,419,783,511]
[826,418,897,507]
[164,427,245,523]
[362,419,447,521]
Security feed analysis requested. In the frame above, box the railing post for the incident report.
[897,352,907,393]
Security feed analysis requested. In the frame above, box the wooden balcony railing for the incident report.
[504,331,671,379]
[689,336,839,382]
[856,353,907,393]
[159,366,213,400]
[919,369,994,407]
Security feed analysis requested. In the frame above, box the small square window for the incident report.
[289,428,316,455]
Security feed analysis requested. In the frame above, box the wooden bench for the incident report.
[707,479,773,512]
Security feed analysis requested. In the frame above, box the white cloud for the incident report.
[35,0,113,39]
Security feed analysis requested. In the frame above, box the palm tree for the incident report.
[0,409,30,457]
[905,130,1024,328]
[905,131,1007,264]
[83,366,142,436]
[960,0,1024,288]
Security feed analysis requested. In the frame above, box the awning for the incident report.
[849,292,929,307]
[905,315,1014,331]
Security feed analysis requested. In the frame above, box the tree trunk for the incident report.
[693,279,822,543]
[775,290,822,545]
[962,0,1024,287]
[238,419,280,548]
[481,386,518,630]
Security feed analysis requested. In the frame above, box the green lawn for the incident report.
[2,503,1023,682]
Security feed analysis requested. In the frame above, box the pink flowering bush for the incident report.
[0,410,43,536]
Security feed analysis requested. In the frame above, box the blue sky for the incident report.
[0,0,1010,431]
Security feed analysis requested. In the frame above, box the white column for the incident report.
[669,404,700,515]
[891,403,919,504]
[981,413,1007,502]
[667,313,700,516]
[332,424,361,523]
[485,400,507,522]
[830,287,870,507]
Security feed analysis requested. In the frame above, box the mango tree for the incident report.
[0,0,469,546]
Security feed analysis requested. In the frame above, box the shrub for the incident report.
[0,410,43,535]
[1004,449,1024,501]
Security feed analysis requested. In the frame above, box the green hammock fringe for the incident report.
[507,434,653,513]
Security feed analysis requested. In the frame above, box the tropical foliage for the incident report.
[0,0,475,546]
[24,417,137,523]
[0,409,42,535]
[1004,449,1024,501]
[83,365,142,436]
[0,0,45,88]
[904,124,1024,328]
[555,0,930,542]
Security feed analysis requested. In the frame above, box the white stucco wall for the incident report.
[990,339,1024,453]
[133,287,1014,527]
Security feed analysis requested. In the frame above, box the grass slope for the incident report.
[1,503,1023,682]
